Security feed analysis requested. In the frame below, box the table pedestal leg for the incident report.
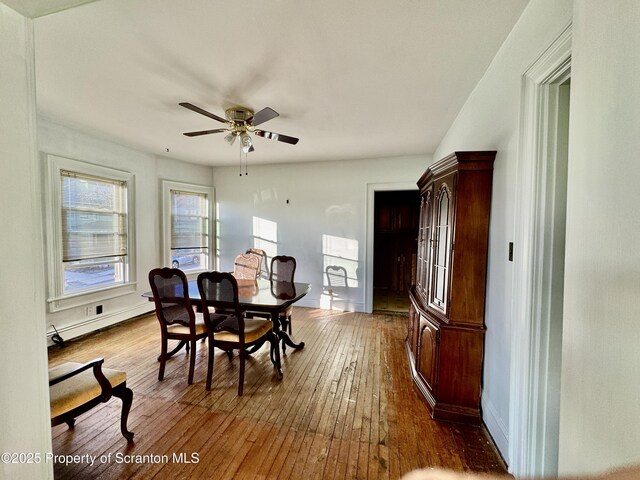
[266,312,283,378]
[277,330,305,352]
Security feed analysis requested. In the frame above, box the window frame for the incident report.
[44,154,137,312]
[161,180,215,275]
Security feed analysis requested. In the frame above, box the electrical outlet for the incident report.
[85,305,95,316]
[96,305,103,315]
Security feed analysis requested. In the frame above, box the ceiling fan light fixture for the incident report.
[240,132,252,153]
[224,132,237,146]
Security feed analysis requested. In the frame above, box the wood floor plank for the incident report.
[327,315,371,480]
[232,314,340,478]
[48,308,509,480]
[369,319,383,480]
[294,316,362,478]
[260,318,347,478]
[345,313,375,479]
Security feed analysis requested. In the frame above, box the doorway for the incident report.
[372,190,420,312]
[535,74,570,477]
[509,26,571,477]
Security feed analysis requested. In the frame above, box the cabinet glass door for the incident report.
[430,182,452,312]
[416,189,432,297]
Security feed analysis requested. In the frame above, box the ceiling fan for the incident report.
[179,102,299,155]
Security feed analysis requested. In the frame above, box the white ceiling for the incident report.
[27,0,529,167]
[2,0,97,18]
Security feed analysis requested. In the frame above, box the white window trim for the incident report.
[161,180,215,276]
[43,154,137,312]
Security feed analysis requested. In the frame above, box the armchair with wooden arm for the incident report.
[49,357,134,441]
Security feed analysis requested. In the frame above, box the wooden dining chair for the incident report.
[233,253,260,280]
[148,268,208,384]
[270,256,297,353]
[197,271,282,395]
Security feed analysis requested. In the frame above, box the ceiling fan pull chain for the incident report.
[239,141,243,176]
[245,151,249,176]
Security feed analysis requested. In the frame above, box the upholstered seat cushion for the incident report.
[166,312,207,335]
[214,318,273,343]
[49,362,127,419]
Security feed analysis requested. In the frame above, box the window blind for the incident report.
[61,170,128,262]
[170,190,208,250]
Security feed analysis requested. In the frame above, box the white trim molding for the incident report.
[160,180,216,277]
[483,395,510,459]
[509,23,571,477]
[43,153,137,312]
[365,181,418,313]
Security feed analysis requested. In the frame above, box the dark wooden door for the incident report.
[374,190,420,293]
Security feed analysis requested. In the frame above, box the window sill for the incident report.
[47,282,138,313]
[182,268,208,279]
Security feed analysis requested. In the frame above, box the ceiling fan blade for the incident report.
[251,107,279,126]
[254,129,299,145]
[179,102,227,124]
[183,128,228,137]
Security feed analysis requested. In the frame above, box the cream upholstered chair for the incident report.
[49,358,133,441]
[148,267,208,384]
[197,271,281,395]
[246,248,269,279]
[233,253,260,280]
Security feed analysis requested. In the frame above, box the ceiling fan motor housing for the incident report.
[225,107,254,123]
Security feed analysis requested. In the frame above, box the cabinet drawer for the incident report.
[417,315,439,392]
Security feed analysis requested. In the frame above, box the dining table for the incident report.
[143,278,311,375]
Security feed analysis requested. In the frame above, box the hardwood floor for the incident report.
[48,308,508,479]
[373,288,411,313]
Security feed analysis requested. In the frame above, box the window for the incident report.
[61,171,128,292]
[162,181,214,272]
[44,155,136,312]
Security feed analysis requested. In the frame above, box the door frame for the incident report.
[365,182,418,313]
[509,23,571,477]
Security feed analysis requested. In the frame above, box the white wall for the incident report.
[432,0,573,462]
[212,155,428,312]
[0,4,53,478]
[9,0,640,475]
[38,120,214,340]
[558,1,640,474]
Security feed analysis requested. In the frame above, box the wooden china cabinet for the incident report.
[407,151,495,425]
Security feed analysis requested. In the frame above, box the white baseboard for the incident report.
[47,296,373,348]
[47,302,154,346]
[296,296,366,312]
[482,394,510,465]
